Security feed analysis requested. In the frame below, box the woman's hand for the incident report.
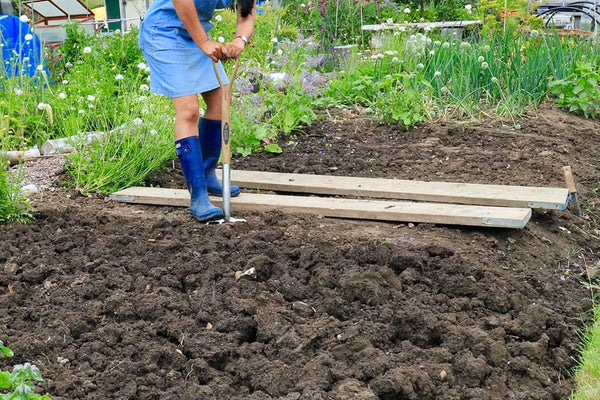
[199,39,230,62]
[224,38,245,60]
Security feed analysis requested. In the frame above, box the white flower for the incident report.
[434,71,441,77]
[215,15,222,22]
[300,3,306,7]
[14,88,23,96]
[132,118,143,126]
[460,41,471,50]
[23,57,29,63]
[62,80,69,85]
[391,57,399,63]
[478,56,485,63]
[37,102,49,110]
[36,64,44,71]
[139,84,149,91]
[19,15,29,23]
[404,7,410,14]
[434,40,441,46]
[417,63,424,69]
[24,34,33,41]
[78,109,85,114]
[277,49,283,56]
[429,50,435,55]
[530,30,539,38]
[217,36,225,43]
[442,42,450,49]
[482,45,491,52]
[137,62,147,70]
[87,94,96,101]
[384,51,394,56]
[399,26,406,32]
[481,62,489,69]
[115,74,124,80]
[393,31,400,37]
[138,96,148,101]
[58,92,67,99]
[149,129,158,135]
[491,77,498,83]
[83,46,92,54]
[386,18,394,24]
[88,104,95,109]
[424,25,431,32]
[271,37,278,43]
[465,4,472,11]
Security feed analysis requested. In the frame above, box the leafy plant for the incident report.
[0,161,32,224]
[65,107,174,195]
[0,341,52,400]
[549,61,600,118]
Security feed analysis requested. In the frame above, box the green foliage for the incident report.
[65,107,174,195]
[373,72,434,129]
[0,161,32,224]
[549,61,600,119]
[0,341,52,400]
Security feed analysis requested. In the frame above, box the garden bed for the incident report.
[2,102,600,399]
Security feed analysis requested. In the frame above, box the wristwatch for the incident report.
[234,34,249,46]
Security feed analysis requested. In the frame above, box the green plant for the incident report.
[65,106,174,194]
[0,161,32,224]
[0,341,52,400]
[549,61,600,119]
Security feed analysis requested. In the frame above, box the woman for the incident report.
[139,0,256,222]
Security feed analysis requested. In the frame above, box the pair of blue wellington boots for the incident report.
[175,118,241,222]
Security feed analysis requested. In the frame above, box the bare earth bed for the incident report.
[2,102,600,400]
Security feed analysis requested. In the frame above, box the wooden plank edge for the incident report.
[221,170,569,210]
[110,187,531,229]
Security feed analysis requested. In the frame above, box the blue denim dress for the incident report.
[138,0,233,98]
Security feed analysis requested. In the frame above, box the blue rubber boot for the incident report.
[175,136,224,222]
[198,117,241,197]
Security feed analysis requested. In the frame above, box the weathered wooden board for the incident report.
[110,187,532,228]
[219,170,569,210]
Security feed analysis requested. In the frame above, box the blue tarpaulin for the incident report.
[0,14,46,78]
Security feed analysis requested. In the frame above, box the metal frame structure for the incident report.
[536,1,600,28]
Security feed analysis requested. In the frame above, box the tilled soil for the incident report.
[2,102,600,400]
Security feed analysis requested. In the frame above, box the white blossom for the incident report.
[78,109,85,114]
[434,71,441,77]
[87,94,96,101]
[386,18,394,24]
[62,79,69,85]
[83,46,92,54]
[217,36,225,43]
[481,62,489,69]
[465,4,472,11]
[58,92,67,99]
[417,63,424,69]
[478,56,485,63]
[132,118,143,126]
[403,8,410,13]
[115,74,124,80]
[137,62,147,70]
[14,88,23,96]
[37,102,49,110]
[214,15,222,22]
[36,64,44,71]
[24,34,33,41]
[19,15,29,23]
[139,84,149,91]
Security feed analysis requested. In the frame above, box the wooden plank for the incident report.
[110,187,531,229]
[219,170,569,210]
[362,20,483,31]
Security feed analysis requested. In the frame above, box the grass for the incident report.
[571,301,600,399]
